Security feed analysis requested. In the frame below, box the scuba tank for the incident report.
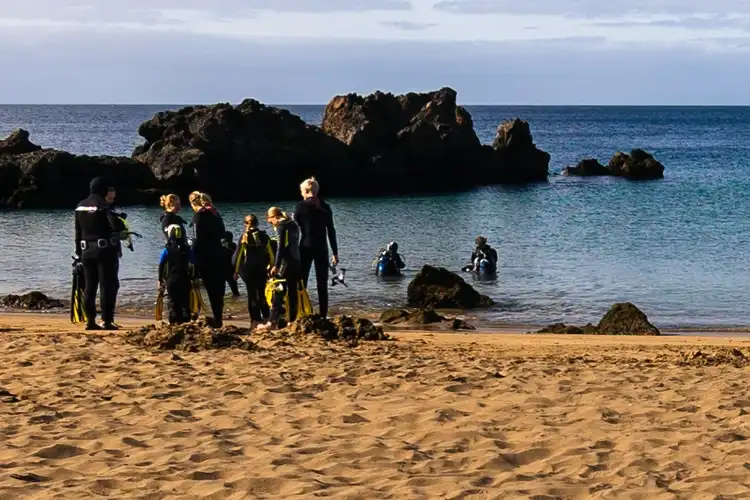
[376,252,392,275]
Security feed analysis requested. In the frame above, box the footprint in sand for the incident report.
[122,437,150,448]
[342,413,370,424]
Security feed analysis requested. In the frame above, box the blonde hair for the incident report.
[267,206,289,220]
[189,191,212,209]
[300,177,319,197]
[159,193,180,211]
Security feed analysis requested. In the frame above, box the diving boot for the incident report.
[85,323,102,331]
[102,322,119,331]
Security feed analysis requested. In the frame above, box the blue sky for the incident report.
[2,0,750,104]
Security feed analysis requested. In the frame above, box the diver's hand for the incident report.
[269,266,278,276]
[331,255,339,266]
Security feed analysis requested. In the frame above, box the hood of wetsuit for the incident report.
[89,177,109,198]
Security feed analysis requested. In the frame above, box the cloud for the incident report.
[592,15,750,32]
[433,0,750,17]
[381,20,437,30]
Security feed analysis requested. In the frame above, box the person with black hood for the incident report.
[74,176,123,330]
[188,191,226,328]
[294,177,339,318]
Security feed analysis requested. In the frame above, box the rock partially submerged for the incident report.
[407,265,494,309]
[0,131,158,208]
[1,292,63,310]
[563,150,665,180]
[535,302,660,336]
[288,315,389,343]
[125,319,256,351]
[491,119,551,182]
[379,308,476,331]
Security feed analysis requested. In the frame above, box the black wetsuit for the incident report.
[233,228,272,323]
[74,182,121,329]
[270,218,301,327]
[377,250,406,276]
[160,212,192,324]
[294,198,338,318]
[222,237,241,297]
[192,207,227,327]
[471,245,498,272]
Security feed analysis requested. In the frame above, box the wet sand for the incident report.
[1,313,750,499]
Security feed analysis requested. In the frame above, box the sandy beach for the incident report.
[2,313,750,499]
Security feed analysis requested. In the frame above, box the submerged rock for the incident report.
[288,315,389,343]
[125,319,256,351]
[534,302,660,336]
[1,292,63,310]
[608,149,665,180]
[407,265,494,309]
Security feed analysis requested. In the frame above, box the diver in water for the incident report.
[74,177,123,330]
[222,231,241,297]
[257,207,303,331]
[158,194,195,324]
[189,191,227,328]
[464,236,498,274]
[233,214,274,329]
[375,241,406,276]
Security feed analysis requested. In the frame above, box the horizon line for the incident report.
[2,103,750,107]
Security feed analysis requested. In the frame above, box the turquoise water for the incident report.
[1,105,750,328]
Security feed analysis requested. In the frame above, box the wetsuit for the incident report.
[377,250,406,276]
[160,212,192,324]
[471,245,498,273]
[294,197,338,318]
[222,236,241,297]
[192,207,227,327]
[74,178,121,330]
[233,228,273,323]
[270,218,301,327]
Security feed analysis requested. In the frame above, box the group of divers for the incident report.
[70,176,501,331]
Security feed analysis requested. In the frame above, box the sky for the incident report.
[2,0,750,104]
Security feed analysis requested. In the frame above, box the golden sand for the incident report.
[1,313,750,499]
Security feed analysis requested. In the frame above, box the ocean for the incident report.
[1,104,750,328]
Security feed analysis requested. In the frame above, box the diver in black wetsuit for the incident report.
[222,231,241,297]
[74,177,122,330]
[159,194,192,324]
[189,191,226,328]
[294,177,339,318]
[466,236,498,274]
[233,214,273,329]
[257,207,301,331]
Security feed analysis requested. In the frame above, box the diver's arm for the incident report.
[158,249,168,282]
[273,225,287,270]
[396,254,406,269]
[326,206,339,257]
[74,213,82,257]
[191,212,200,242]
[232,242,245,275]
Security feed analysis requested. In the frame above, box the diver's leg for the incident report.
[313,250,329,317]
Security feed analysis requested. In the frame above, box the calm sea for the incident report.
[1,104,750,328]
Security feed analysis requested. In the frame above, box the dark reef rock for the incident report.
[535,302,660,336]
[407,265,494,309]
[125,319,256,351]
[490,119,551,182]
[562,158,610,177]
[1,292,63,310]
[0,131,159,208]
[133,99,358,200]
[0,129,41,156]
[564,150,664,180]
[289,315,389,343]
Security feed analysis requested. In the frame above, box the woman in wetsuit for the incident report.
[158,194,193,324]
[233,214,274,330]
[294,177,339,318]
[189,191,227,328]
[257,207,301,331]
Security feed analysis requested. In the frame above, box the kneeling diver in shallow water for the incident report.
[375,241,405,277]
[462,236,498,274]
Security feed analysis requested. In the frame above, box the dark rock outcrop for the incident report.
[407,265,494,309]
[0,131,158,208]
[133,100,358,200]
[0,129,41,156]
[534,302,660,336]
[564,150,664,180]
[379,308,476,331]
[1,292,63,310]
[125,319,256,351]
[608,149,665,180]
[323,88,550,190]
[562,158,610,177]
[490,119,551,182]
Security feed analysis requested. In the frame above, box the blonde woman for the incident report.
[188,191,227,328]
[294,177,339,318]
